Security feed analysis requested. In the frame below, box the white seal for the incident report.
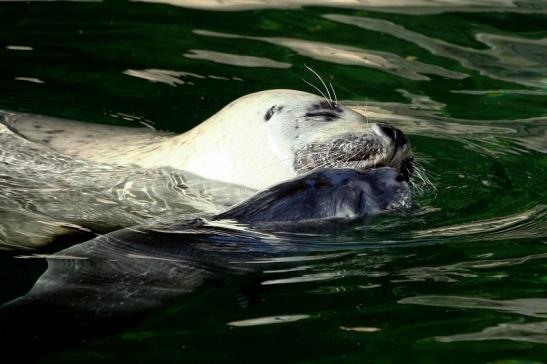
[10,89,413,190]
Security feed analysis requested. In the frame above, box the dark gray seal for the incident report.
[0,167,409,353]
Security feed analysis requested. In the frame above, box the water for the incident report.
[1,0,546,362]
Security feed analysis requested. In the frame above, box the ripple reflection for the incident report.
[193,30,466,81]
[184,49,291,68]
[325,14,547,87]
[401,295,547,344]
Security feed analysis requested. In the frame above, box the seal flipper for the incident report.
[0,221,264,355]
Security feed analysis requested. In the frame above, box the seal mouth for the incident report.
[399,156,414,182]
[293,135,384,174]
[293,126,414,182]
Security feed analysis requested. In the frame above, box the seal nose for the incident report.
[374,124,413,181]
[377,124,408,148]
[378,124,397,142]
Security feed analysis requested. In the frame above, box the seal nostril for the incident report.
[378,124,410,150]
[357,191,366,211]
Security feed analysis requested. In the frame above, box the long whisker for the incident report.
[364,98,370,125]
[407,157,436,195]
[304,64,333,106]
[329,83,338,107]
[302,78,330,105]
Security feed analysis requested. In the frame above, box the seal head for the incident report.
[176,90,414,189]
[216,167,410,224]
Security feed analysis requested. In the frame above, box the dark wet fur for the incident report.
[0,168,409,355]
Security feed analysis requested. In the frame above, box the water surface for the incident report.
[0,0,546,362]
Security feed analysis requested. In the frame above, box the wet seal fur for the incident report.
[0,167,410,352]
[0,90,414,356]
[5,89,413,190]
[0,89,413,248]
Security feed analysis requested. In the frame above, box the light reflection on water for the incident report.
[325,14,547,88]
[135,0,547,14]
[0,0,546,362]
[193,29,468,80]
[401,296,547,344]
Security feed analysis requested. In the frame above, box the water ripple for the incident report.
[227,314,310,327]
[184,49,291,68]
[6,45,33,51]
[325,14,547,88]
[193,30,466,81]
[436,321,547,344]
[123,68,244,87]
[135,0,547,14]
[396,251,547,283]
[401,295,547,344]
[412,205,547,241]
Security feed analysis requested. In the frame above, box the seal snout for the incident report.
[373,123,414,181]
[399,156,414,182]
[377,124,396,140]
[376,124,409,150]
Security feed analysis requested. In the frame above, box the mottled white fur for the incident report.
[10,90,395,190]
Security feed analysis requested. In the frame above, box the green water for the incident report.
[1,1,546,362]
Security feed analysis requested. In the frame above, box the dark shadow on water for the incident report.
[0,274,259,362]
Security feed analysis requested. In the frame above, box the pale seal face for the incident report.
[180,90,414,189]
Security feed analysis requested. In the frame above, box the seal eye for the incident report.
[304,111,339,121]
[265,105,283,121]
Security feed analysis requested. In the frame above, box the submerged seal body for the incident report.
[0,167,410,349]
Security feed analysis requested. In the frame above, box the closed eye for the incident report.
[304,111,339,121]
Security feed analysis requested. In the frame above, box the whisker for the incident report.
[304,64,333,107]
[364,98,370,125]
[408,158,436,195]
[302,78,330,105]
[329,83,338,107]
